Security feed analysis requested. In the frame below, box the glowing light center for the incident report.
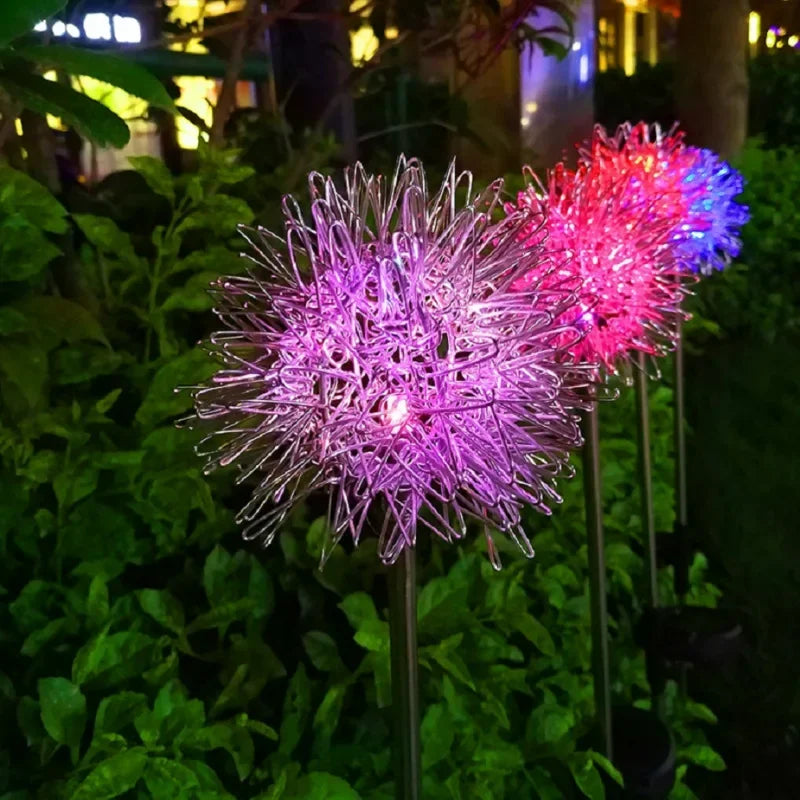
[381,394,410,432]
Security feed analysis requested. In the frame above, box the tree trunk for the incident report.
[270,0,358,163]
[676,0,748,158]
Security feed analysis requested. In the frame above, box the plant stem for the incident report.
[388,547,421,800]
[581,405,613,760]
[673,325,689,602]
[634,353,659,609]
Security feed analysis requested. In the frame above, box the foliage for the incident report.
[690,139,800,343]
[0,0,173,148]
[0,152,723,799]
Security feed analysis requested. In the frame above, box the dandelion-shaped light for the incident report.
[583,122,750,275]
[510,153,690,373]
[675,147,750,274]
[190,158,589,567]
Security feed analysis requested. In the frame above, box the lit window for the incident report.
[66,23,80,38]
[34,20,47,32]
[579,55,589,84]
[748,12,761,45]
[52,21,66,36]
[113,15,142,44]
[84,13,112,41]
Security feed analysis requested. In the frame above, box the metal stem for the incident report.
[634,352,659,609]
[388,547,421,800]
[582,405,613,760]
[674,322,690,602]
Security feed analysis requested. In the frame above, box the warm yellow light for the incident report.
[777,40,785,48]
[790,35,799,47]
[520,116,530,129]
[524,101,538,114]
[167,0,244,24]
[14,118,22,136]
[748,12,761,45]
[41,71,64,130]
[766,29,776,48]
[350,25,379,64]
[622,8,636,76]
[385,26,399,40]
[175,76,216,149]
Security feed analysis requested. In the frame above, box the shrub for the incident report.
[0,153,721,799]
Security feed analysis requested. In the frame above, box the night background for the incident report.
[0,1,798,798]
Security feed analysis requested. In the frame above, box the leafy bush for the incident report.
[0,152,723,799]
[691,139,800,342]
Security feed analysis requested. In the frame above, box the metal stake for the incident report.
[582,404,613,759]
[634,352,659,609]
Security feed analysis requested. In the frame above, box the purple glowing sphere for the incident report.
[190,158,589,567]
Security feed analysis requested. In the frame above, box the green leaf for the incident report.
[53,466,98,511]
[94,389,122,415]
[527,703,575,745]
[21,617,68,657]
[160,275,216,312]
[137,589,185,634]
[421,703,453,768]
[681,744,726,771]
[312,684,346,756]
[0,307,30,336]
[236,713,277,740]
[515,612,556,657]
[12,296,107,349]
[94,692,148,736]
[143,757,199,798]
[0,216,62,280]
[203,545,233,608]
[73,631,159,688]
[353,618,389,653]
[175,193,254,236]
[684,699,718,724]
[423,635,475,690]
[128,156,175,203]
[135,348,215,427]
[72,214,136,258]
[185,598,255,634]
[184,722,254,780]
[0,0,66,47]
[0,70,129,148]
[303,631,346,673]
[528,766,562,800]
[279,665,311,756]
[569,755,606,800]
[86,576,109,628]
[0,164,68,232]
[70,747,147,800]
[292,773,362,799]
[19,46,175,111]
[338,592,378,630]
[0,342,48,408]
[38,677,86,752]
[417,575,469,639]
[588,750,624,787]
